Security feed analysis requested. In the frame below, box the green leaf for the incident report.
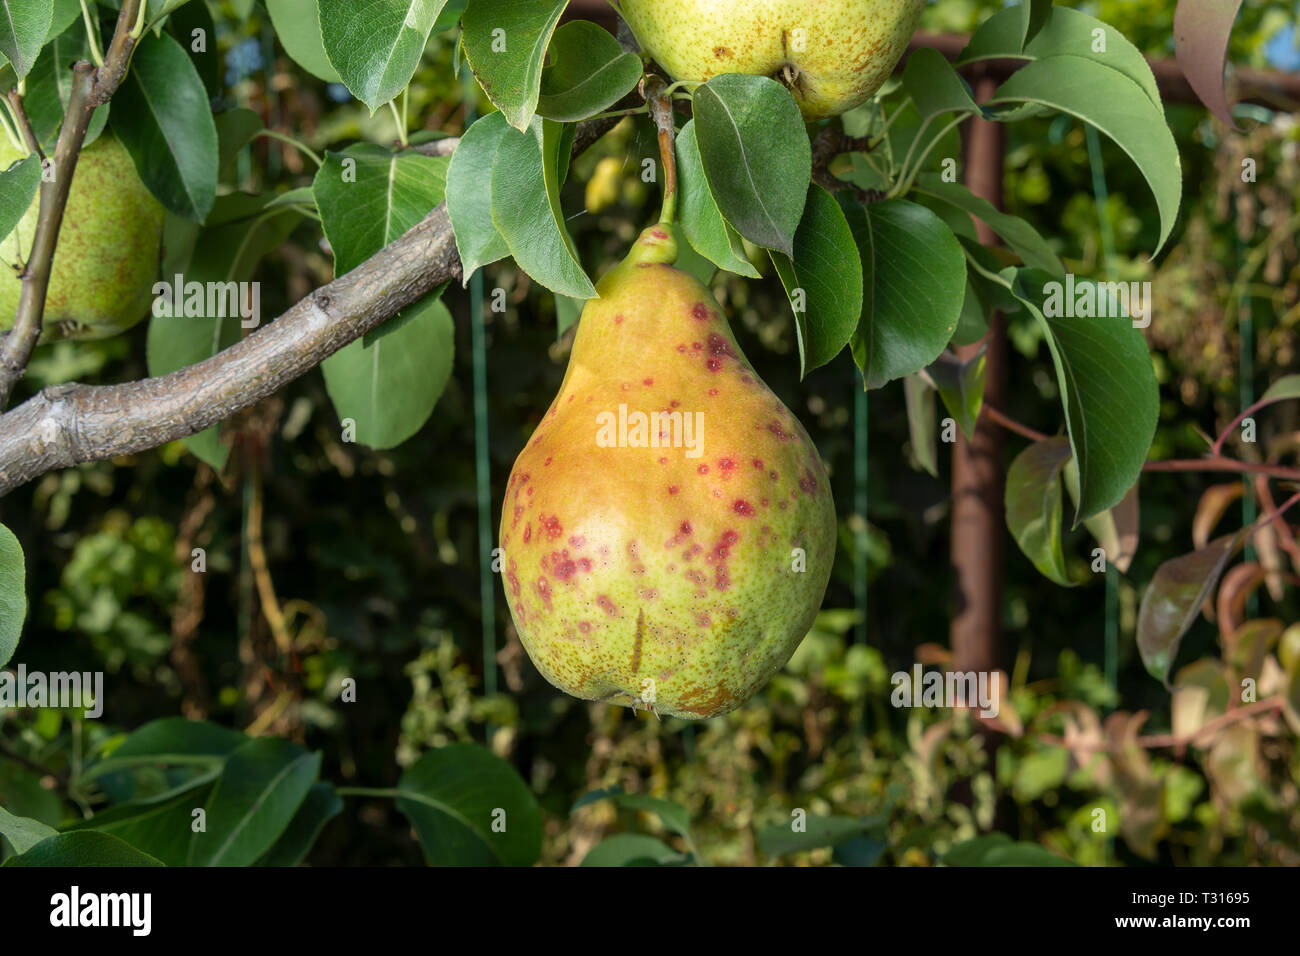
[312,143,454,448]
[959,6,1161,107]
[927,347,985,440]
[323,295,454,449]
[1018,0,1053,49]
[581,834,686,867]
[254,783,342,866]
[4,831,164,867]
[81,717,248,801]
[692,74,809,256]
[46,0,80,40]
[0,153,38,246]
[189,737,320,867]
[0,0,52,78]
[67,787,212,866]
[23,21,109,150]
[1010,270,1159,522]
[147,193,304,469]
[770,185,863,376]
[913,174,1063,276]
[943,833,1074,866]
[1137,535,1243,687]
[462,0,567,132]
[0,522,24,668]
[675,120,758,279]
[1005,437,1077,587]
[952,278,990,346]
[318,0,444,112]
[1258,374,1300,406]
[395,743,542,867]
[988,56,1181,253]
[757,815,883,857]
[313,143,449,275]
[267,0,341,83]
[536,20,640,122]
[114,30,218,222]
[573,788,693,838]
[903,374,938,477]
[490,117,595,298]
[446,110,512,280]
[849,199,966,389]
[902,47,980,121]
[0,805,56,855]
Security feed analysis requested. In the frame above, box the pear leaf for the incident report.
[849,199,966,389]
[692,74,809,256]
[537,20,641,122]
[114,30,218,222]
[318,0,445,112]
[770,185,863,377]
[675,120,759,279]
[266,0,341,83]
[0,0,51,79]
[490,117,596,298]
[462,0,568,132]
[0,153,39,240]
[446,111,512,280]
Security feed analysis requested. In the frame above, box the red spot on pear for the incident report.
[643,377,654,386]
[698,464,709,475]
[596,595,617,616]
[536,578,552,610]
[692,302,709,320]
[733,500,756,517]
[539,515,563,539]
[578,621,592,633]
[569,535,585,548]
[523,524,532,544]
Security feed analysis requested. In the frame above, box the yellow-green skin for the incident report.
[0,133,165,342]
[617,0,926,119]
[500,226,836,718]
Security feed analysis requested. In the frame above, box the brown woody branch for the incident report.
[0,114,620,496]
[0,0,144,410]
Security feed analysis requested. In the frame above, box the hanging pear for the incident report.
[499,222,836,719]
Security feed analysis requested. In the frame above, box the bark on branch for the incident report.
[0,115,620,496]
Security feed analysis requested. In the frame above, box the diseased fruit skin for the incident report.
[500,225,836,719]
[0,133,165,342]
[617,0,925,119]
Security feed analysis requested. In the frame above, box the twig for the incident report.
[0,0,144,410]
[980,405,1049,443]
[3,91,43,159]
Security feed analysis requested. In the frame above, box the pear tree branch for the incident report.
[0,114,621,496]
[0,0,144,410]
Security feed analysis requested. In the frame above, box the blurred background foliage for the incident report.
[1,0,1299,866]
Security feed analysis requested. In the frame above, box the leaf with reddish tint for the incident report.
[1173,0,1245,129]
[1137,534,1243,687]
[1191,483,1243,551]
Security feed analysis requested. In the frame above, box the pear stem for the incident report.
[645,75,677,227]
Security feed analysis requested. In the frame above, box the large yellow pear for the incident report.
[500,225,836,719]
[617,0,926,119]
[0,133,165,341]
